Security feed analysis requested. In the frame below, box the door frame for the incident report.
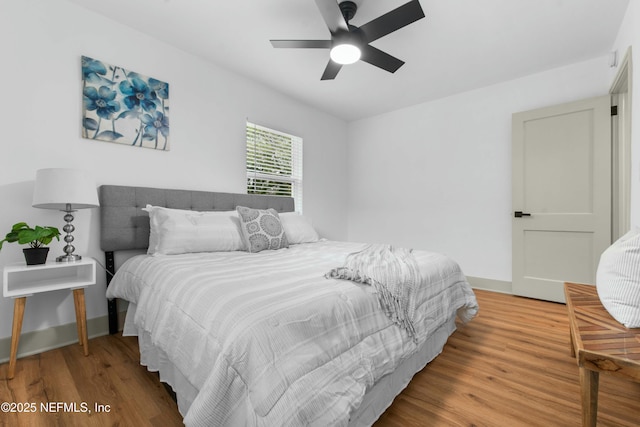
[610,47,632,240]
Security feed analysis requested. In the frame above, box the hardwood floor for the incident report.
[0,332,182,427]
[375,290,640,427]
[1,289,638,426]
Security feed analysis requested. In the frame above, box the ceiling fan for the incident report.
[270,0,425,80]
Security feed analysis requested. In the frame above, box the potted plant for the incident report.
[0,222,61,265]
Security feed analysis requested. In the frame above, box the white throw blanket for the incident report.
[326,244,420,342]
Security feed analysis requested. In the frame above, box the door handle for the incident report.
[514,211,531,218]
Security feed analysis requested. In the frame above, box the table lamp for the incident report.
[32,168,99,262]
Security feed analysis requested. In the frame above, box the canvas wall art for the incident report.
[81,55,170,151]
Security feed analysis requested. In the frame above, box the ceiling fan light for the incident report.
[330,44,361,65]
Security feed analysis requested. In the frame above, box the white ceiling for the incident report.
[70,0,629,121]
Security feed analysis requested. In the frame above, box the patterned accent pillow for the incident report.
[596,228,640,328]
[236,206,289,253]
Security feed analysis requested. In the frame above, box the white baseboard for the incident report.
[0,310,127,364]
[466,276,513,294]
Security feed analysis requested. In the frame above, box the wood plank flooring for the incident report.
[1,289,639,426]
[375,290,640,427]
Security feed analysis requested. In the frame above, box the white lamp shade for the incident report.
[32,168,99,210]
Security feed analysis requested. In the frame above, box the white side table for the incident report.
[2,258,96,379]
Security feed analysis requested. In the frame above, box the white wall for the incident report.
[609,1,640,228]
[0,0,349,340]
[347,57,612,282]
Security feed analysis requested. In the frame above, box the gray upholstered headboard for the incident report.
[99,184,295,252]
[99,184,294,334]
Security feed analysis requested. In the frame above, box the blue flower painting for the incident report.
[81,56,170,151]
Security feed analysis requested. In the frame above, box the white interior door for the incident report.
[512,95,611,303]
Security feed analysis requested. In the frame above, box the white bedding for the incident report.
[106,240,478,426]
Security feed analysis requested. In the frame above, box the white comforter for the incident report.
[106,240,478,426]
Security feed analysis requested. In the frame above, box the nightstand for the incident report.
[2,258,96,379]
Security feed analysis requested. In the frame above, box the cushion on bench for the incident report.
[596,228,640,328]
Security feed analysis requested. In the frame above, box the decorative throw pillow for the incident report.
[143,205,245,255]
[596,228,640,328]
[236,206,288,253]
[279,212,320,244]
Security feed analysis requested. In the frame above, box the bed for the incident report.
[100,185,478,426]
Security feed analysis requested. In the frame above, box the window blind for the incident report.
[246,122,303,212]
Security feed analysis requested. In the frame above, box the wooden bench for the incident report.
[564,282,640,426]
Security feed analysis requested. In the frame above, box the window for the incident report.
[246,122,303,212]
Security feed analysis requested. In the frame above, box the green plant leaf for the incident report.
[17,229,38,245]
[0,223,61,251]
[11,222,28,232]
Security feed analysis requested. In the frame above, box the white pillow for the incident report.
[596,228,640,328]
[280,212,320,244]
[143,205,245,255]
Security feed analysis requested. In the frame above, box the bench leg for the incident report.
[580,367,599,427]
[569,328,576,358]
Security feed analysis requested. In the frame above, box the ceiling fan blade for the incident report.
[360,45,405,73]
[321,60,342,80]
[314,0,349,34]
[270,40,332,49]
[359,0,425,43]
